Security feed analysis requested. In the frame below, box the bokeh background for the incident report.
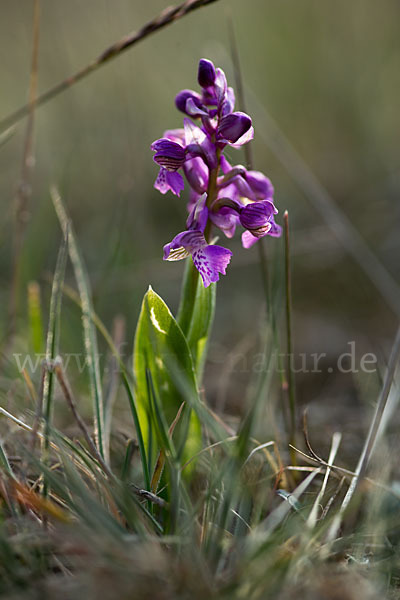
[1,0,400,452]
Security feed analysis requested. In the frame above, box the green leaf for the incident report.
[133,286,201,468]
[177,259,216,379]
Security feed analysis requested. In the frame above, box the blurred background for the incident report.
[1,0,399,455]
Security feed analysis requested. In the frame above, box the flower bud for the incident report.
[218,111,252,144]
[198,58,216,88]
[175,89,203,114]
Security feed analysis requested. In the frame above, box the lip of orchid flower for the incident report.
[154,168,185,197]
[163,231,232,287]
[163,194,232,287]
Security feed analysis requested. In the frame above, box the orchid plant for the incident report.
[151,58,282,288]
[131,59,283,468]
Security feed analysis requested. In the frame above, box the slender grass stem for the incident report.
[53,360,113,480]
[0,0,221,135]
[327,324,400,541]
[42,229,68,499]
[51,187,105,460]
[8,0,40,337]
[284,211,296,461]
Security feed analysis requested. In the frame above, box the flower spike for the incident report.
[151,58,281,286]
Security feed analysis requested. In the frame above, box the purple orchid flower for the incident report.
[151,58,282,286]
[163,195,232,287]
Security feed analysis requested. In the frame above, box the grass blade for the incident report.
[42,227,68,496]
[51,186,105,460]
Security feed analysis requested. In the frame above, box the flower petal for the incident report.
[240,200,276,237]
[221,87,235,116]
[154,168,184,196]
[232,175,257,201]
[214,68,227,106]
[209,207,239,238]
[267,217,282,237]
[152,138,186,171]
[186,193,208,231]
[230,126,254,149]
[245,170,275,200]
[198,59,216,88]
[163,128,185,144]
[241,230,259,249]
[183,157,209,194]
[175,89,203,114]
[186,97,209,117]
[184,118,217,169]
[192,244,232,287]
[218,112,252,144]
[163,230,206,261]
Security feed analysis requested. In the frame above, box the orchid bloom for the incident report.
[151,58,281,286]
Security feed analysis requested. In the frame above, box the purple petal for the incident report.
[221,87,235,116]
[231,175,257,201]
[230,126,254,149]
[186,193,208,232]
[175,89,203,114]
[209,207,239,238]
[218,165,247,187]
[239,200,276,237]
[154,168,184,196]
[219,155,232,174]
[201,88,218,107]
[152,138,186,171]
[200,115,217,137]
[183,157,209,194]
[186,98,209,118]
[216,182,241,204]
[163,128,185,144]
[163,229,206,261]
[187,188,202,213]
[241,231,259,249]
[267,217,282,238]
[214,68,227,106]
[218,112,252,144]
[192,244,232,287]
[198,59,216,88]
[245,171,275,200]
[184,118,217,169]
